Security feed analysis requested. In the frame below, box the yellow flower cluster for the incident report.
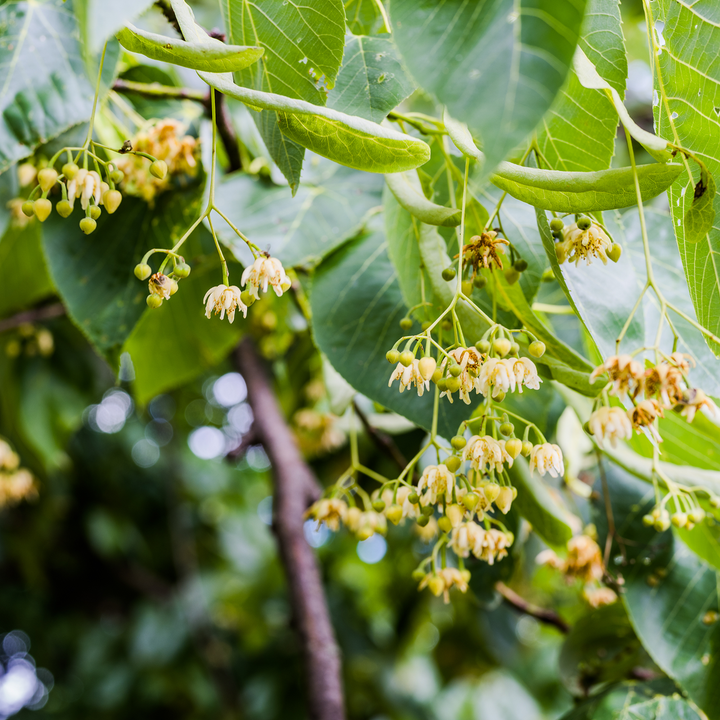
[0,439,37,508]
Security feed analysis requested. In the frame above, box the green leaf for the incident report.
[344,0,389,35]
[536,208,645,358]
[490,162,684,213]
[327,34,415,123]
[219,0,346,189]
[384,171,461,227]
[0,221,54,317]
[75,0,153,53]
[41,184,205,367]
[535,0,625,172]
[652,2,720,356]
[390,0,587,178]
[123,257,244,405]
[596,464,720,720]
[116,24,264,73]
[310,222,476,438]
[213,162,383,268]
[684,171,717,246]
[508,456,572,548]
[0,0,96,174]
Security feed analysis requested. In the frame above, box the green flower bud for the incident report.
[62,162,79,180]
[408,492,420,504]
[671,512,688,528]
[549,218,564,233]
[436,377,448,391]
[399,317,413,330]
[431,368,443,384]
[689,507,705,523]
[421,504,434,517]
[499,422,514,437]
[504,267,520,285]
[416,515,430,527]
[642,514,655,527]
[168,278,179,296]
[240,290,256,307]
[493,337,511,357]
[577,216,592,230]
[505,438,522,458]
[56,200,73,218]
[462,493,480,511]
[475,339,490,353]
[608,244,622,263]
[461,280,473,296]
[399,351,415,367]
[529,341,546,358]
[445,456,461,473]
[102,189,122,214]
[441,267,456,282]
[21,201,34,218]
[38,168,58,192]
[449,363,462,377]
[437,516,452,533]
[79,217,97,234]
[509,342,520,356]
[484,483,500,503]
[521,441,533,456]
[445,376,461,393]
[372,499,386,512]
[174,262,191,279]
[150,159,168,179]
[111,170,125,184]
[89,206,101,220]
[33,198,52,222]
[494,390,506,402]
[473,274,486,289]
[386,349,400,364]
[134,263,152,281]
[513,258,528,272]
[386,504,403,525]
[451,435,466,450]
[146,294,163,309]
[412,568,426,581]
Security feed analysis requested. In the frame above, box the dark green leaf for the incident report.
[684,171,717,245]
[344,0,389,35]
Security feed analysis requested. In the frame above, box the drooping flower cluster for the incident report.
[418,567,470,603]
[556,220,614,265]
[0,438,37,508]
[529,443,565,477]
[388,359,430,397]
[449,522,514,565]
[242,256,292,300]
[203,284,247,323]
[462,231,509,271]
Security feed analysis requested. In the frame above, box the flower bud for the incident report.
[671,512,687,528]
[689,507,705,523]
[416,515,429,527]
[504,268,520,285]
[56,200,72,218]
[475,339,490,353]
[386,349,400,364]
[509,342,520,356]
[174,262,191,279]
[499,422,514,436]
[496,486,514,514]
[408,492,419,504]
[146,294,163,309]
[111,170,124,184]
[494,390,506,402]
[529,341,546,358]
[642,514,654,527]
[412,568,426,581]
[62,162,79,180]
[79,217,96,234]
[240,290,256,307]
[428,576,445,596]
[493,337,511,357]
[446,376,461,393]
[550,218,564,233]
[399,351,415,367]
[513,258,528,272]
[431,368,443,385]
[134,263,151,280]
[437,516,452,533]
[449,363,462,377]
[150,159,168,179]
[521,441,533,456]
[372,499,386,512]
[421,504,434,517]
[608,244,622,263]
[445,456,461,473]
[386,504,403,525]
[356,527,373,541]
[33,198,52,222]
[461,280,473,296]
[484,482,500,503]
[441,267,456,281]
[89,206,101,220]
[436,377,448,391]
[577,216,592,230]
[505,438,522,458]
[418,356,437,380]
[473,274,487,289]
[462,493,480,511]
[168,279,179,296]
[102,189,122,214]
[446,504,464,528]
[38,168,58,192]
[399,317,413,330]
[451,435,466,450]
[556,244,568,264]
[21,201,34,217]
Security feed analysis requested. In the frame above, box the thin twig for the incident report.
[495,581,570,634]
[212,89,242,172]
[352,401,408,471]
[234,338,345,720]
[0,303,65,334]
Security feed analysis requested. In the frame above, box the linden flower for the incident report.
[380,485,419,521]
[644,362,684,407]
[588,407,633,448]
[508,357,541,392]
[0,440,20,472]
[203,284,247,323]
[148,273,173,300]
[242,255,292,300]
[565,535,604,583]
[558,221,612,265]
[307,498,347,532]
[679,388,718,423]
[450,521,484,558]
[529,443,565,478]
[419,567,470,603]
[439,346,484,404]
[417,464,455,505]
[0,469,37,507]
[479,528,514,565]
[67,169,105,210]
[463,231,509,270]
[345,507,387,539]
[388,359,429,397]
[463,435,512,473]
[477,358,514,397]
[590,354,644,397]
[583,585,618,608]
[628,399,664,442]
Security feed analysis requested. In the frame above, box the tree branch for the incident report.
[495,581,570,634]
[233,338,345,720]
[0,303,65,334]
[352,401,408,470]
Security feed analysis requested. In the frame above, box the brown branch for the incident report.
[212,89,242,172]
[352,401,408,471]
[234,338,344,720]
[112,79,207,103]
[495,581,570,634]
[0,303,65,334]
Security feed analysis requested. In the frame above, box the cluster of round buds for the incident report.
[387,352,436,397]
[305,497,389,540]
[537,532,617,608]
[550,216,622,266]
[0,438,37,508]
[293,409,345,458]
[643,498,708,532]
[115,119,199,203]
[4,322,54,359]
[417,567,470,603]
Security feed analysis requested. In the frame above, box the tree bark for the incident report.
[234,338,345,720]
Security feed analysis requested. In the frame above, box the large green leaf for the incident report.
[123,257,244,405]
[535,0,625,172]
[310,222,475,438]
[41,183,205,367]
[220,0,346,189]
[652,1,720,355]
[75,0,153,52]
[213,162,383,268]
[327,34,415,123]
[344,0,389,35]
[116,24,264,73]
[537,208,645,358]
[390,0,587,178]
[0,0,96,174]
[490,162,684,213]
[594,464,720,720]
